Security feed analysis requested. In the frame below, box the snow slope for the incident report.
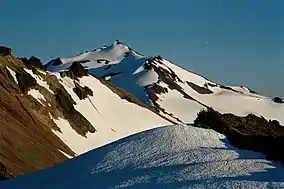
[24,69,169,155]
[46,41,284,124]
[5,62,170,158]
[2,124,284,189]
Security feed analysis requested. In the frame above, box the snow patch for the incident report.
[6,67,18,84]
[27,89,46,106]
[58,149,74,159]
[24,68,54,94]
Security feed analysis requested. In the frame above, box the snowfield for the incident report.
[46,41,284,125]
[48,72,169,155]
[2,125,284,189]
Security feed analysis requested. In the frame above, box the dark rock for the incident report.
[144,63,151,70]
[97,59,110,64]
[69,61,89,78]
[75,60,90,64]
[50,58,63,66]
[156,55,163,60]
[269,119,280,125]
[207,83,217,87]
[0,162,9,180]
[115,40,123,45]
[73,83,93,100]
[55,88,76,113]
[247,87,257,94]
[60,61,89,79]
[16,68,37,93]
[20,56,45,71]
[0,46,11,56]
[55,87,96,136]
[186,81,213,94]
[124,52,130,58]
[194,108,284,163]
[219,85,239,93]
[273,97,283,103]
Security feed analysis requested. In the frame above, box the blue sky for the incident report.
[1,0,283,96]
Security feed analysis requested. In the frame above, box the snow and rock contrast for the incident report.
[0,47,169,178]
[1,41,284,183]
[2,125,284,189]
[46,41,284,124]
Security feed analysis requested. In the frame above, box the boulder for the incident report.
[273,97,283,103]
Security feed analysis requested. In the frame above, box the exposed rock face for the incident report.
[219,85,239,93]
[0,75,74,178]
[0,46,11,56]
[73,83,93,100]
[0,53,76,179]
[60,61,89,79]
[143,57,207,121]
[48,58,63,66]
[273,97,283,103]
[16,68,37,93]
[45,75,96,136]
[69,61,89,78]
[20,56,45,71]
[186,81,213,94]
[194,108,284,163]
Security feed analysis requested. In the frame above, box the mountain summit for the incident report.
[46,41,284,124]
[1,42,284,182]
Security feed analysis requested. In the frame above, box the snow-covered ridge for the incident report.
[46,41,284,125]
[0,52,171,178]
[2,125,284,189]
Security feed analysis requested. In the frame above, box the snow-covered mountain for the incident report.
[46,40,284,125]
[0,47,170,178]
[1,41,284,182]
[2,124,284,189]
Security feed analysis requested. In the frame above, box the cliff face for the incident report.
[0,50,75,178]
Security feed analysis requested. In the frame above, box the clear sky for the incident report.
[1,0,283,96]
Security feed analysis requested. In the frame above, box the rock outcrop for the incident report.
[20,56,45,71]
[0,50,75,179]
[194,108,284,163]
[273,97,283,103]
[60,61,89,79]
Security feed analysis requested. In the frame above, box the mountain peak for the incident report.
[113,39,124,45]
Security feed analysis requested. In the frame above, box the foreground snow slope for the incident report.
[2,125,284,189]
[46,41,284,124]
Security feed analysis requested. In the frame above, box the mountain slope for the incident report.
[46,41,284,124]
[2,125,284,189]
[0,47,170,178]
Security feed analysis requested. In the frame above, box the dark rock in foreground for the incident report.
[194,108,284,163]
